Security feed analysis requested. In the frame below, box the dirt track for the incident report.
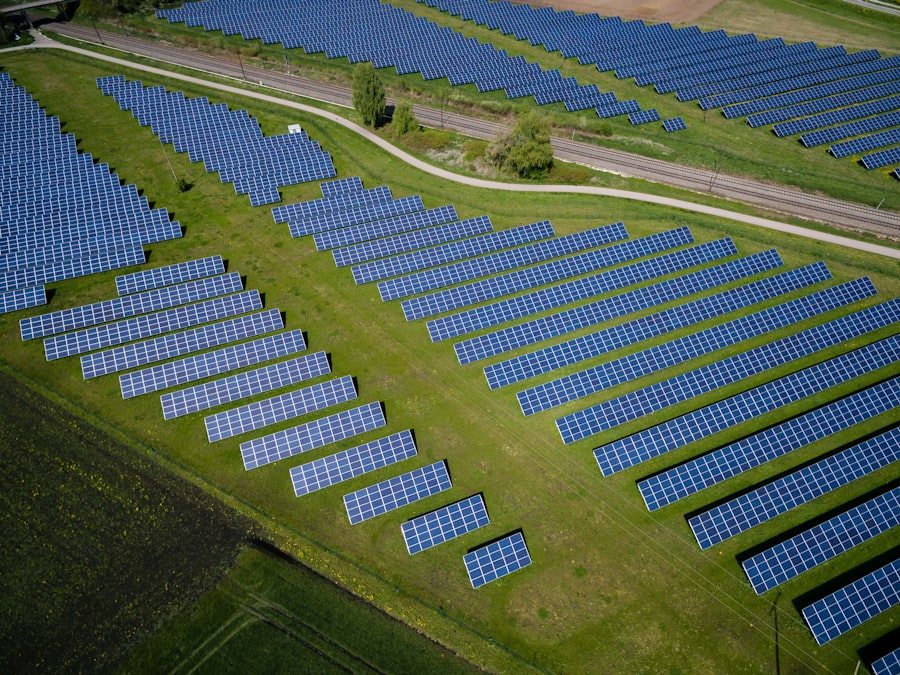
[512,0,726,23]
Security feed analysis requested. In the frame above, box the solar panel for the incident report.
[1,285,46,315]
[427,237,737,342]
[830,127,900,158]
[21,272,243,341]
[161,351,330,419]
[402,494,490,555]
[596,334,900,476]
[557,288,891,445]
[743,487,900,594]
[638,375,900,511]
[456,249,790,366]
[82,308,284,380]
[290,429,417,496]
[313,205,458,251]
[289,195,425,238]
[115,255,224,296]
[343,461,452,525]
[688,427,900,549]
[0,245,145,294]
[272,185,391,223]
[662,117,687,132]
[205,374,357,442]
[464,532,532,588]
[45,289,263,362]
[520,277,873,417]
[487,257,820,390]
[120,329,307,399]
[861,145,900,170]
[389,221,635,306]
[871,647,900,675]
[318,175,363,198]
[628,108,660,125]
[802,557,900,645]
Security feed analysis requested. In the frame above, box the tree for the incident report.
[486,112,554,179]
[351,62,386,128]
[391,100,418,137]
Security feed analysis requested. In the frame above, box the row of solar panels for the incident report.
[275,171,897,645]
[96,76,336,206]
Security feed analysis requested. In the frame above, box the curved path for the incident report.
[8,29,900,260]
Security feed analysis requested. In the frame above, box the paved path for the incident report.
[7,30,900,261]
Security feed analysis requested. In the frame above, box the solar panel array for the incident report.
[314,205,458,251]
[343,461,452,525]
[115,256,225,296]
[628,109,660,125]
[800,111,900,148]
[0,74,180,312]
[290,195,425,238]
[662,117,686,132]
[871,647,900,675]
[204,374,357,442]
[161,351,331,419]
[241,401,387,470]
[595,334,900,477]
[402,494,490,555]
[272,185,392,224]
[463,531,532,588]
[801,558,900,645]
[120,328,307,399]
[556,289,890,445]
[290,429,417,496]
[637,375,900,512]
[742,487,900,594]
[688,427,900,550]
[861,145,900,170]
[774,95,900,139]
[830,128,900,159]
[456,248,788,365]
[319,175,363,198]
[97,76,335,206]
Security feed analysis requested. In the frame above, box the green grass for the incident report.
[1,47,899,674]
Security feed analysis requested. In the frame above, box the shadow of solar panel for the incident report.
[402,494,490,555]
[22,272,243,341]
[343,461,452,525]
[464,532,531,588]
[427,238,737,342]
[458,249,789,366]
[82,308,283,380]
[596,333,900,477]
[488,257,821,390]
[743,487,900,594]
[205,374,357,442]
[520,276,876,416]
[241,402,386,470]
[556,289,892,445]
[115,256,225,296]
[314,205,458,251]
[290,429,417,496]
[289,195,425,238]
[802,558,900,645]
[638,375,900,511]
[162,351,330,419]
[0,246,145,294]
[1,285,46,315]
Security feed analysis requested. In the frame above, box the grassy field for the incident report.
[1,33,899,675]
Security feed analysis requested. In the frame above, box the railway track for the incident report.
[37,20,900,239]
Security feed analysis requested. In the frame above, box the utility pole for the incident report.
[237,51,246,80]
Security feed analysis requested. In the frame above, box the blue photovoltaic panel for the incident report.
[597,100,641,118]
[21,272,243,341]
[871,647,900,675]
[464,532,532,589]
[334,215,494,268]
[743,487,900,594]
[352,220,554,284]
[456,249,790,366]
[427,238,737,342]
[520,277,872,416]
[389,221,634,305]
[663,117,687,132]
[628,108,660,125]
[802,558,900,645]
[1,285,46,315]
[830,127,900,158]
[45,289,262,361]
[688,427,900,549]
[402,494,490,555]
[313,205,458,251]
[161,351,330,419]
[120,329,307,399]
[115,255,224,296]
[862,145,900,170]
[802,110,900,147]
[557,289,891,445]
[596,334,900,477]
[290,429,417,496]
[205,374,357,442]
[82,308,284,380]
[487,257,820,389]
[319,175,363,198]
[343,461,452,525]
[637,375,900,512]
[0,245,144,293]
[272,185,392,223]
[241,401,386,471]
[289,195,425,238]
